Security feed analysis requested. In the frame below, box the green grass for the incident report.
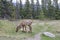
[0,20,45,40]
[41,35,55,40]
[41,33,60,40]
[41,23,60,40]
[0,20,60,40]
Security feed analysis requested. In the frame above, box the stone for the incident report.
[43,32,55,38]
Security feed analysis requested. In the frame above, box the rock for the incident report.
[43,32,55,38]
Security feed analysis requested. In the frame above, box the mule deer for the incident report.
[16,20,32,32]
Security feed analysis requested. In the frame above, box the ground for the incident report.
[0,19,60,40]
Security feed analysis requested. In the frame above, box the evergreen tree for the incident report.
[24,0,31,18]
[1,0,10,18]
[0,0,16,19]
[35,0,40,19]
[47,0,52,19]
[31,0,35,18]
[53,0,59,19]
[42,0,49,18]
[0,0,2,17]
[8,0,16,19]
[19,0,23,18]
[16,0,20,19]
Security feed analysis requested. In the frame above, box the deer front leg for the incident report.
[22,26,25,32]
[29,25,32,32]
[24,26,27,32]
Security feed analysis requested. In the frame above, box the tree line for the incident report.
[0,0,60,20]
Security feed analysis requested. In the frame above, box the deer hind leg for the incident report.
[29,25,32,32]
[22,25,27,32]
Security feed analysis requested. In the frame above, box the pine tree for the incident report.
[16,0,20,19]
[31,0,34,18]
[0,0,16,19]
[1,0,9,18]
[42,0,46,17]
[42,0,48,18]
[9,0,16,19]
[35,0,40,19]
[47,0,52,19]
[24,0,31,18]
[53,0,59,19]
[19,0,23,18]
[0,0,2,17]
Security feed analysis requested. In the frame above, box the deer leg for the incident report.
[22,26,24,31]
[25,26,27,32]
[29,25,32,32]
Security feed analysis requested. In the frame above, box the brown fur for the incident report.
[16,20,32,32]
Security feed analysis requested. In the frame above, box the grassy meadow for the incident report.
[0,19,60,40]
[41,20,60,40]
[0,20,45,40]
